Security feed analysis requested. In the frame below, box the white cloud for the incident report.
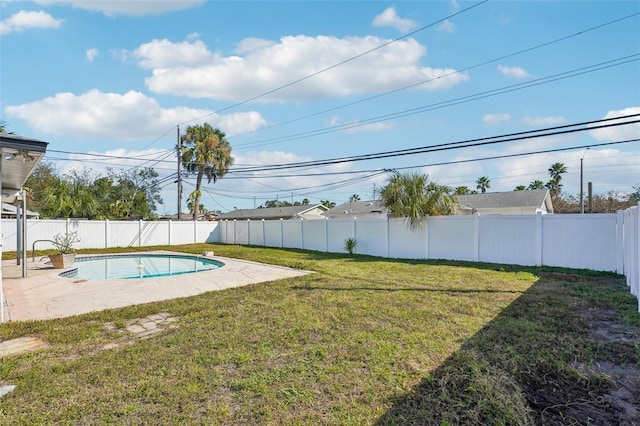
[437,19,456,34]
[341,121,397,134]
[523,116,567,126]
[498,65,532,79]
[35,0,205,17]
[450,0,460,10]
[235,37,276,55]
[590,107,640,141]
[372,7,417,33]
[0,10,62,34]
[132,39,214,68]
[483,113,510,126]
[140,36,468,103]
[4,89,268,140]
[86,48,99,62]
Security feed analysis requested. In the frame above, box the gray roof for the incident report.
[323,200,386,217]
[217,204,327,220]
[456,189,553,212]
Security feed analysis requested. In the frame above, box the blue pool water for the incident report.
[61,254,224,280]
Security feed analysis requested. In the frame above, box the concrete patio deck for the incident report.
[1,252,311,322]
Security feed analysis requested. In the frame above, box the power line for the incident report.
[233,54,639,149]
[176,1,489,128]
[230,11,640,146]
[227,114,640,173]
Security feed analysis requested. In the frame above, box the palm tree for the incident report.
[514,185,526,191]
[476,176,491,193]
[528,180,545,190]
[379,172,455,229]
[349,194,360,202]
[547,162,568,198]
[454,186,470,195]
[181,124,233,220]
[321,200,336,208]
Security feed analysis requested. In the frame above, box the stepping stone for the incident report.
[0,336,49,357]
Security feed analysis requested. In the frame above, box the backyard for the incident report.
[1,243,639,424]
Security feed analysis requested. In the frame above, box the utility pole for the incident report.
[177,125,182,220]
[580,148,589,214]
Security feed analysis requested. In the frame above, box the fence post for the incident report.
[325,217,329,252]
[280,218,284,248]
[138,219,142,247]
[233,220,237,244]
[262,219,266,246]
[300,218,304,249]
[194,219,198,244]
[105,219,110,248]
[247,219,251,245]
[168,219,172,246]
[386,219,390,258]
[473,213,480,262]
[535,212,543,266]
[425,219,429,260]
[616,210,624,275]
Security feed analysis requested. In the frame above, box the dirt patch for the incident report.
[566,308,640,425]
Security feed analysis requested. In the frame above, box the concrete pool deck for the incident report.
[1,252,311,322]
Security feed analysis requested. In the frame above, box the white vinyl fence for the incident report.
[219,206,640,312]
[2,205,639,312]
[1,219,220,253]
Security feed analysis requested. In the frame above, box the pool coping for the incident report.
[1,251,312,322]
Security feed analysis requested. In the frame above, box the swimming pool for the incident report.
[60,254,224,280]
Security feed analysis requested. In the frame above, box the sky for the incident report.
[1,0,639,215]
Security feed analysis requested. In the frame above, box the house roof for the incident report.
[216,204,328,220]
[456,189,553,213]
[323,200,387,217]
[0,133,48,202]
[2,202,39,218]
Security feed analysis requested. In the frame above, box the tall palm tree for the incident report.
[476,176,491,193]
[349,194,360,202]
[181,124,233,220]
[547,162,568,198]
[379,172,455,229]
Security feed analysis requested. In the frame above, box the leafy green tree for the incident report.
[181,124,233,220]
[476,176,491,193]
[629,184,640,203]
[321,200,336,208]
[514,185,526,191]
[528,180,545,190]
[0,119,14,134]
[301,198,310,205]
[379,172,455,229]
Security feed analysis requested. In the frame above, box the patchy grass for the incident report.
[1,244,638,425]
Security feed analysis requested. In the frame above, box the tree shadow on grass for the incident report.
[374,271,640,426]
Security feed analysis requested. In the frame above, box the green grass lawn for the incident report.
[1,244,639,425]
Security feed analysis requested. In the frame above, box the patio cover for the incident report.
[1,133,48,322]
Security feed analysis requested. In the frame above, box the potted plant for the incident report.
[48,231,80,269]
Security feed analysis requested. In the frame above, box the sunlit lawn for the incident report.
[1,244,638,424]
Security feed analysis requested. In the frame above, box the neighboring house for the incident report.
[216,204,329,221]
[323,200,388,220]
[1,202,39,219]
[455,189,554,215]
